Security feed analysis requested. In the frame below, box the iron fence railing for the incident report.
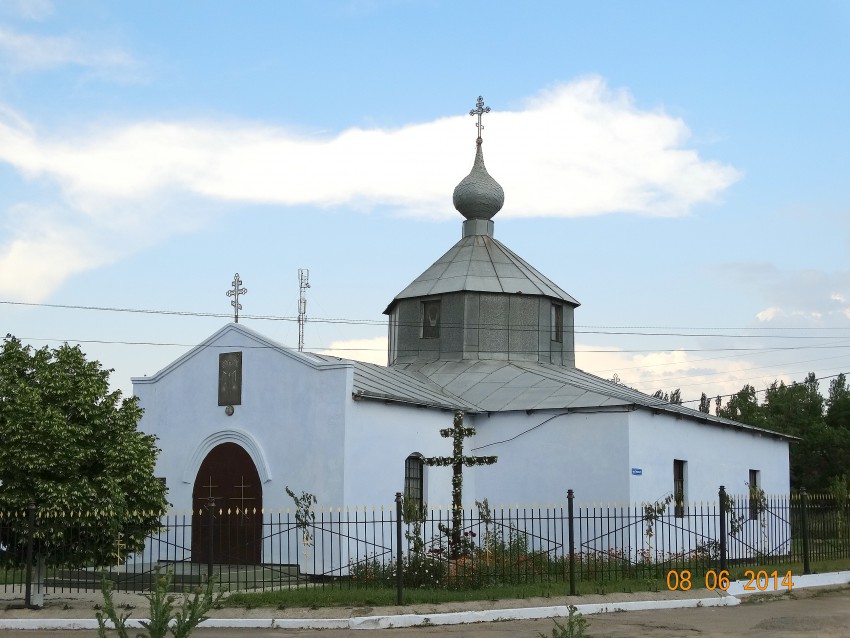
[1,487,848,603]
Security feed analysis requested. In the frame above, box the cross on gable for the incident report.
[226,273,247,323]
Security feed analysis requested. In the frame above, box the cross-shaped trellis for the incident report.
[425,410,497,558]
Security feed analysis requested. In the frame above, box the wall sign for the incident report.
[631,468,643,476]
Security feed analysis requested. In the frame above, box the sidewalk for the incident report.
[2,571,848,631]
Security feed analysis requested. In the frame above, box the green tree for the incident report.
[717,384,765,427]
[762,374,824,436]
[651,389,682,404]
[826,373,850,430]
[716,372,850,491]
[698,393,711,414]
[0,337,167,566]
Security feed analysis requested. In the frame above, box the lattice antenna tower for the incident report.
[297,269,310,352]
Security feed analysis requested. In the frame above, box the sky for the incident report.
[1,0,849,408]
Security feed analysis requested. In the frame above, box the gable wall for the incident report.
[134,329,351,512]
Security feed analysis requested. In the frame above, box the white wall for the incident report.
[469,409,632,507]
[627,409,790,505]
[133,325,352,513]
[343,400,456,507]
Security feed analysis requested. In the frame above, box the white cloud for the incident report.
[0,77,739,301]
[756,307,782,322]
[0,25,134,73]
[8,0,54,21]
[720,263,850,326]
[318,336,388,366]
[576,344,793,404]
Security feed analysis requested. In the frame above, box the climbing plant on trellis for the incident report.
[424,410,497,558]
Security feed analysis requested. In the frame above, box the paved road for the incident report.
[3,587,849,637]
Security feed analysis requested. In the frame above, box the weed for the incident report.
[538,606,588,638]
[95,567,223,638]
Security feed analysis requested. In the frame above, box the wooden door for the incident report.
[192,442,262,565]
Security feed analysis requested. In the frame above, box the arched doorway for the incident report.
[192,442,262,565]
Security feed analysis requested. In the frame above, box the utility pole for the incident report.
[297,269,310,352]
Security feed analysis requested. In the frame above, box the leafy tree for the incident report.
[651,388,682,404]
[762,375,824,436]
[717,384,765,427]
[826,373,850,430]
[698,393,711,414]
[712,372,850,491]
[0,337,167,567]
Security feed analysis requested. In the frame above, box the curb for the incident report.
[2,571,848,631]
[726,570,850,597]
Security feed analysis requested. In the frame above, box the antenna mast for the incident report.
[297,269,310,352]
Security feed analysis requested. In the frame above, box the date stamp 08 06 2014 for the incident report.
[666,569,795,592]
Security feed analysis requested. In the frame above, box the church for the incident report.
[132,100,791,563]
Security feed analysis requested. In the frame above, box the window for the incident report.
[749,469,761,520]
[422,300,441,339]
[404,455,424,508]
[673,459,686,518]
[551,303,563,343]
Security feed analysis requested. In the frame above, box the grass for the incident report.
[222,556,850,609]
[223,576,671,609]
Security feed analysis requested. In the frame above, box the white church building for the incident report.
[132,108,791,565]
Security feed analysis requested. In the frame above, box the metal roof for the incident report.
[384,234,580,313]
[386,359,794,440]
[307,352,475,411]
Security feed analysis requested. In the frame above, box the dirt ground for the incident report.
[2,585,849,637]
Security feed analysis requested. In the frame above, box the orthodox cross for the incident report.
[226,273,247,323]
[201,476,218,500]
[469,96,491,142]
[424,410,497,557]
[231,475,255,514]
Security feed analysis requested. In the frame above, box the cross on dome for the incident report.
[469,95,491,143]
[453,96,504,224]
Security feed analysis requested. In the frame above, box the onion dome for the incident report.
[452,138,505,220]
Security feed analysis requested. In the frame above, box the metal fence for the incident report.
[1,487,848,602]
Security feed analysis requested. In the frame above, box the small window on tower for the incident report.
[422,300,441,339]
[551,303,563,343]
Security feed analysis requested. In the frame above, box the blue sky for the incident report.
[1,0,849,406]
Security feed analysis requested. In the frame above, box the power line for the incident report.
[4,299,850,338]
[675,371,849,405]
[9,334,850,356]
